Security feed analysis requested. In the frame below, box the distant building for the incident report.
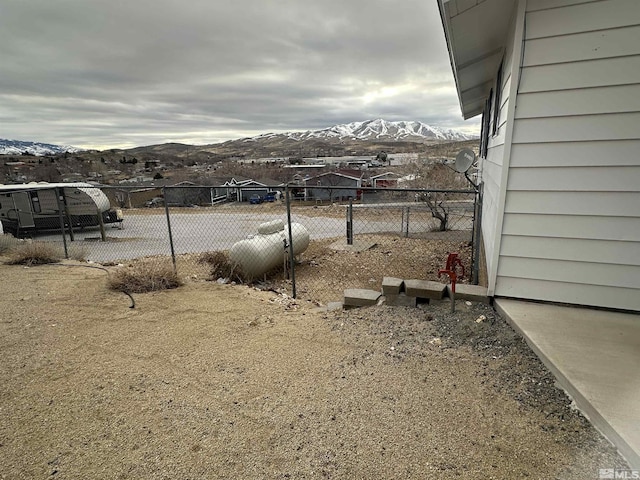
[370,172,401,189]
[304,171,363,201]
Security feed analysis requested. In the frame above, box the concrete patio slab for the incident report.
[495,299,640,469]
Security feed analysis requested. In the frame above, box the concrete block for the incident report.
[383,293,417,307]
[381,277,404,295]
[447,284,490,304]
[404,279,446,300]
[343,288,381,307]
[327,301,344,311]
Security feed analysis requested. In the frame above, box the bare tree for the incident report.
[406,161,465,231]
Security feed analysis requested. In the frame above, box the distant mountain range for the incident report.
[0,138,81,156]
[1,119,476,157]
[243,119,476,143]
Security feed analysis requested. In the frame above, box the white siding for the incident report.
[509,140,640,167]
[519,56,640,93]
[523,25,640,66]
[507,166,640,192]
[495,0,640,311]
[515,85,640,118]
[495,277,638,311]
[479,1,523,294]
[500,236,640,266]
[504,191,640,217]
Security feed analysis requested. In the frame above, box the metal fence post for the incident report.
[471,183,484,285]
[97,206,107,242]
[55,187,69,259]
[285,184,297,299]
[346,198,353,245]
[404,206,410,237]
[162,186,177,274]
[60,188,75,242]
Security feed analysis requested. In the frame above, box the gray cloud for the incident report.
[0,0,479,149]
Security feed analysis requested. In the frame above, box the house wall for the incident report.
[165,187,211,206]
[493,0,640,311]
[480,1,523,295]
[239,188,269,202]
[307,175,360,201]
[129,189,162,208]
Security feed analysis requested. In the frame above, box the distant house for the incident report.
[118,176,154,185]
[163,181,211,206]
[105,177,172,207]
[144,159,161,171]
[305,171,363,201]
[437,0,640,312]
[370,172,401,189]
[221,177,284,202]
[105,187,162,208]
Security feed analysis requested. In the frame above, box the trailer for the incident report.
[0,182,122,237]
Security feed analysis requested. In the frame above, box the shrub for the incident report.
[108,261,182,293]
[198,250,249,283]
[0,234,21,255]
[5,241,61,266]
[68,244,88,262]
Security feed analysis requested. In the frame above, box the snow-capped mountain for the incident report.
[0,138,81,156]
[245,119,476,143]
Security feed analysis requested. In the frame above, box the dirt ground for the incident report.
[290,234,472,304]
[0,260,629,479]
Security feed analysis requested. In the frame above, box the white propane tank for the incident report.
[257,219,285,235]
[229,222,310,278]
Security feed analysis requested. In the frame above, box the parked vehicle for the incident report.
[249,194,263,204]
[263,191,277,202]
[0,182,122,237]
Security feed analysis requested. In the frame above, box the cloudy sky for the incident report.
[1,0,480,149]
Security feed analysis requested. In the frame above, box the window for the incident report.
[492,60,503,136]
[30,191,41,213]
[479,109,486,158]
[479,88,493,158]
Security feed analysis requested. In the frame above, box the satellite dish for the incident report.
[454,148,475,173]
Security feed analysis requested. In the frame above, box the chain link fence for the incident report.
[1,184,479,304]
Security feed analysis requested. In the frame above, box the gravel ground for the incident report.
[0,260,628,479]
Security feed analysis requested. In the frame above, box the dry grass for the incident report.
[107,261,183,293]
[0,234,21,255]
[5,241,61,266]
[68,244,88,262]
[1,235,87,262]
[198,250,250,283]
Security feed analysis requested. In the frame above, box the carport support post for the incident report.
[55,187,69,259]
[285,184,297,299]
[162,187,177,274]
[346,199,353,245]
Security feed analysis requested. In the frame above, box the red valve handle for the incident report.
[438,269,457,294]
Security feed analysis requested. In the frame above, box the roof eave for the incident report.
[437,0,515,119]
